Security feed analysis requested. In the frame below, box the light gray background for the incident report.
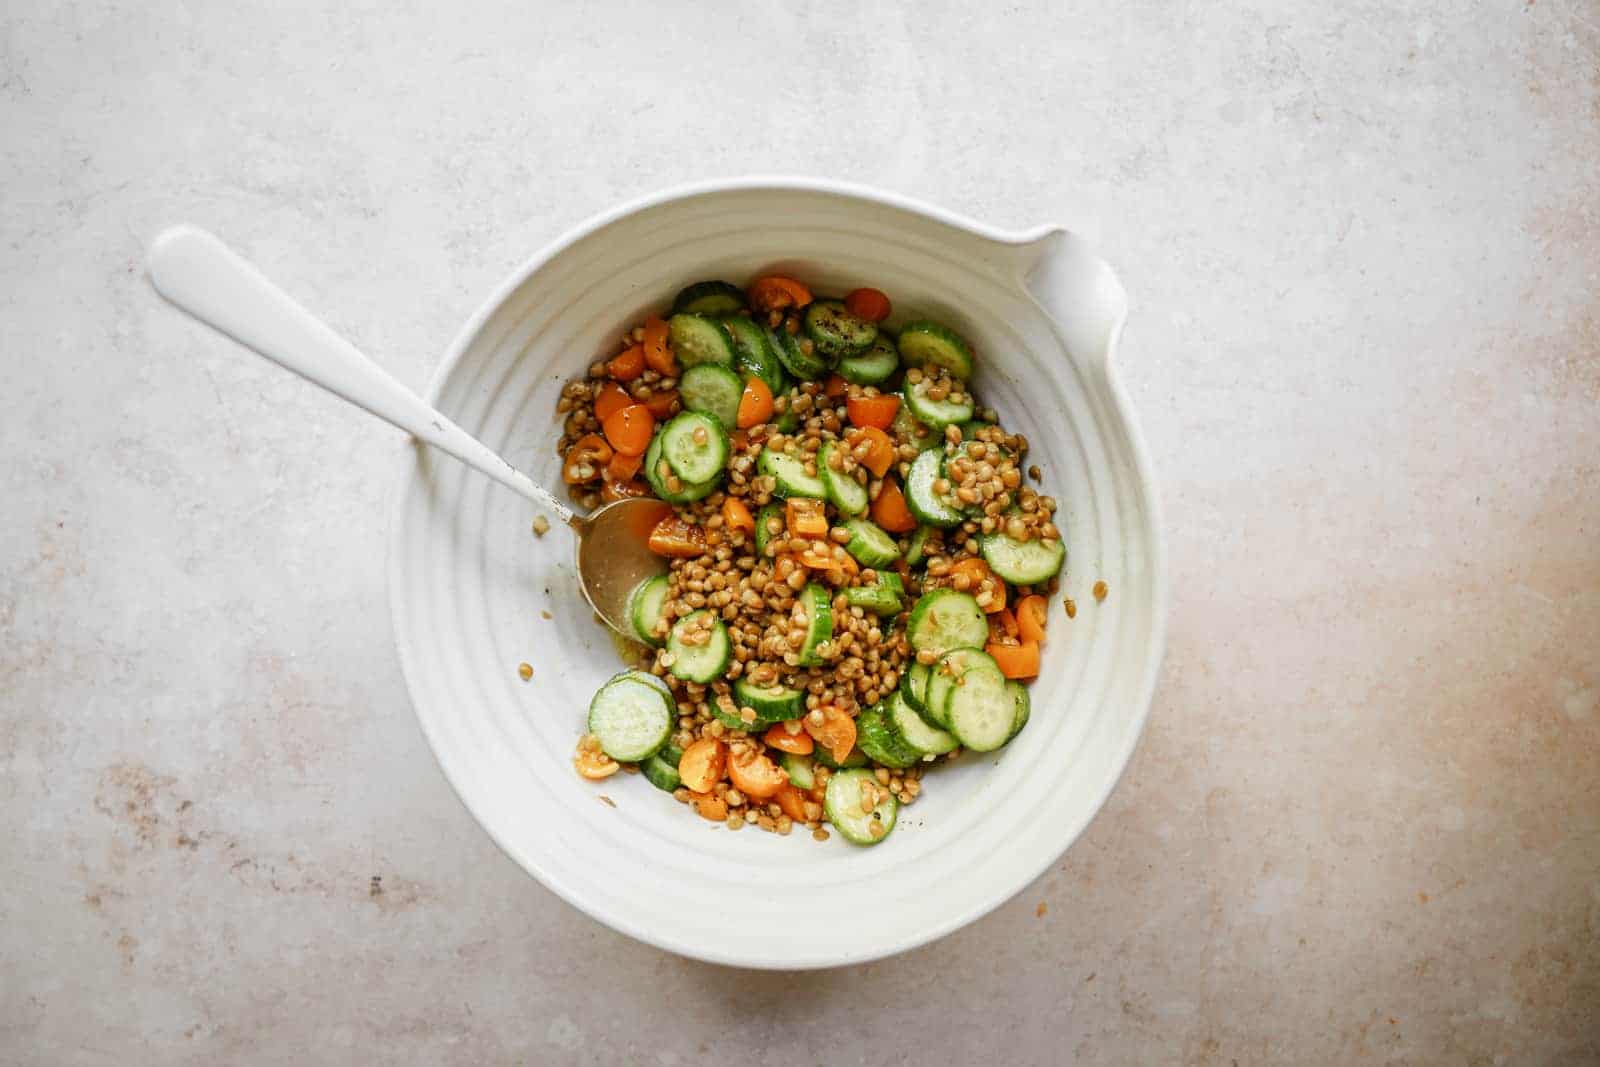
[4,1,1597,1063]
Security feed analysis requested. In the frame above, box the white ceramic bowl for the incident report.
[389,179,1166,969]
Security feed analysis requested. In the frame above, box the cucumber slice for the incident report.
[757,447,828,499]
[844,569,904,616]
[943,664,1013,752]
[658,739,685,766]
[812,744,869,770]
[795,582,834,667]
[900,661,932,712]
[923,648,999,729]
[768,325,830,380]
[586,673,675,762]
[887,688,958,756]
[902,378,975,429]
[659,411,729,485]
[841,518,899,568]
[907,588,989,655]
[980,532,1067,584]
[855,703,921,769]
[803,299,878,358]
[836,335,899,385]
[769,409,800,433]
[643,432,717,504]
[824,767,898,845]
[818,442,869,516]
[664,610,732,683]
[897,321,975,379]
[678,364,744,429]
[669,313,737,368]
[780,752,815,791]
[905,526,935,567]
[641,751,682,792]
[1006,680,1031,741]
[731,677,804,722]
[891,403,942,454]
[627,574,671,647]
[672,280,745,316]
[723,316,788,397]
[904,450,964,528]
[754,503,785,556]
[960,419,996,442]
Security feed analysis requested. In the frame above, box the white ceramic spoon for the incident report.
[146,225,669,635]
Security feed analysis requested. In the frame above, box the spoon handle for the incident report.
[147,225,573,524]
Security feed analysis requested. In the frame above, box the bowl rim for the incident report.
[388,176,1169,968]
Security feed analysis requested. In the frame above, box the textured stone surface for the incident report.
[2,1,1597,1063]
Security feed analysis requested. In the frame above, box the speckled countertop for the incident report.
[3,2,1596,1063]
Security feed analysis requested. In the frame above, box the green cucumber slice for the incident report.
[897,321,975,379]
[672,280,745,316]
[586,673,675,762]
[780,752,815,791]
[891,403,943,454]
[843,569,904,616]
[678,363,744,429]
[906,589,989,655]
[731,677,804,722]
[659,411,729,485]
[723,316,788,397]
[855,703,921,769]
[836,335,899,385]
[904,449,964,528]
[664,610,732,683]
[757,447,828,499]
[887,688,958,756]
[900,661,932,712]
[812,744,869,770]
[754,503,785,556]
[669,313,737,368]
[1006,680,1031,741]
[904,526,935,567]
[803,299,878,358]
[627,574,671,647]
[641,751,683,792]
[795,582,834,667]
[768,325,830,380]
[902,378,975,429]
[643,432,717,504]
[923,648,999,730]
[841,518,899,568]
[824,767,898,845]
[943,664,1013,752]
[818,442,869,516]
[980,532,1067,584]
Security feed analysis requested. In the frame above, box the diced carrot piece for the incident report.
[642,316,676,375]
[764,723,814,754]
[990,608,1020,643]
[729,428,749,452]
[844,287,891,323]
[678,739,727,793]
[797,544,858,574]
[728,748,788,799]
[736,376,774,428]
[951,557,1006,613]
[846,395,899,430]
[775,783,810,822]
[747,275,813,313]
[722,497,756,534]
[823,374,849,399]
[1016,595,1048,644]
[804,706,857,765]
[607,450,643,482]
[691,793,728,822]
[593,382,633,422]
[643,390,679,419]
[601,404,655,456]
[786,498,828,539]
[648,515,707,558]
[849,426,896,477]
[607,344,645,381]
[561,434,613,485]
[574,749,620,779]
[600,476,650,502]
[870,478,917,533]
[987,640,1040,679]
